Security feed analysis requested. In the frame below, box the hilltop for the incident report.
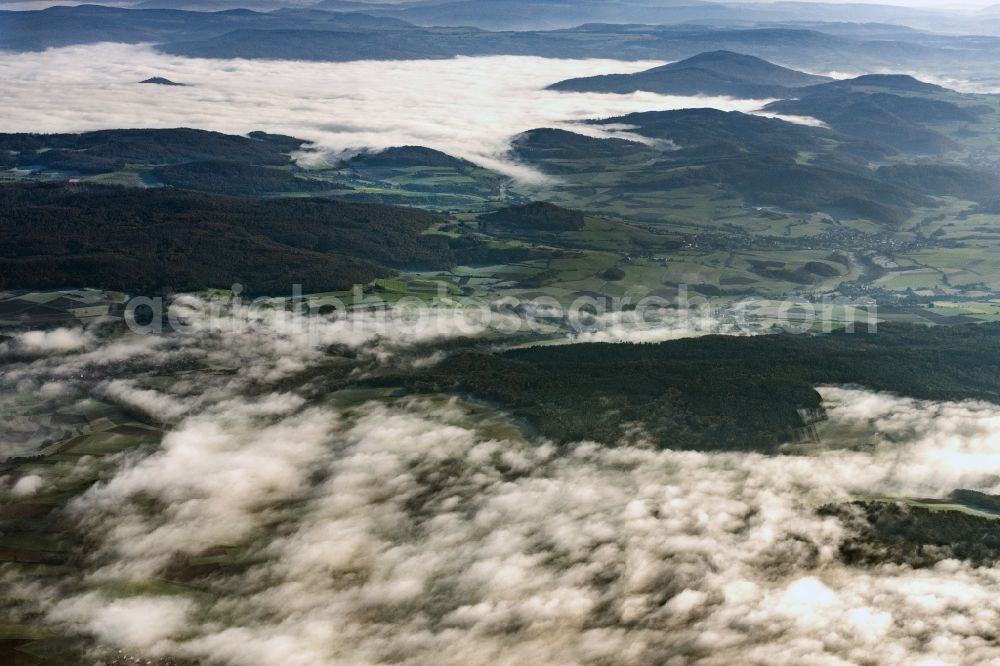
[347,146,475,169]
[139,76,186,86]
[0,183,457,295]
[547,51,830,98]
[765,74,981,154]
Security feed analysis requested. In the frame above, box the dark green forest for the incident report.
[479,201,585,232]
[0,183,462,294]
[151,160,329,196]
[825,498,1000,567]
[401,324,1000,451]
[1,128,304,170]
[515,106,1000,225]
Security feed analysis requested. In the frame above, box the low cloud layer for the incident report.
[32,386,1000,665]
[6,301,1000,664]
[0,44,778,178]
[564,307,748,344]
[0,296,742,457]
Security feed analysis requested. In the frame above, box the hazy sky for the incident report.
[723,0,991,7]
[0,0,997,9]
[741,0,994,8]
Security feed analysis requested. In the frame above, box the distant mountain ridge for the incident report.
[319,0,949,32]
[4,4,998,76]
[547,50,830,98]
[795,73,949,96]
[0,5,417,51]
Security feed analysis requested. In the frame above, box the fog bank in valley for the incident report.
[0,44,781,179]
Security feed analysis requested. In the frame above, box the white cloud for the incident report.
[49,593,194,654]
[27,381,1000,665]
[72,393,336,579]
[10,298,1000,664]
[0,44,780,179]
[99,378,194,422]
[11,473,43,497]
[0,295,523,459]
[8,327,93,355]
[752,111,829,127]
[565,308,748,344]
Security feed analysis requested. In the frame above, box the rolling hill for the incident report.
[400,323,1000,451]
[513,108,985,224]
[1,128,307,170]
[547,51,830,98]
[0,183,457,295]
[764,75,983,154]
[346,146,476,169]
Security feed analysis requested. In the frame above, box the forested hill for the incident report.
[402,324,1000,452]
[0,128,306,172]
[479,201,585,232]
[547,51,830,98]
[763,74,985,154]
[0,183,460,295]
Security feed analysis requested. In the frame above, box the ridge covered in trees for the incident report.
[401,323,1000,451]
[0,183,462,294]
[479,201,585,232]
